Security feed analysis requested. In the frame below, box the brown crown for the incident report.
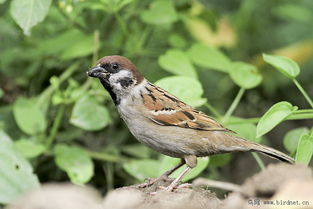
[96,55,144,84]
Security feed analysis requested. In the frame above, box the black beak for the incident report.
[87,66,109,78]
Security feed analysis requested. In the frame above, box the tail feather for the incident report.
[250,143,294,164]
[221,133,295,164]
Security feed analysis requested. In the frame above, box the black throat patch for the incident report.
[100,78,120,105]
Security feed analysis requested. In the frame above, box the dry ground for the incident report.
[7,163,313,209]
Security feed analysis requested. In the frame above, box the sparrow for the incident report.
[87,55,294,191]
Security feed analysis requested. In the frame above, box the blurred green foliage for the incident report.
[0,0,313,204]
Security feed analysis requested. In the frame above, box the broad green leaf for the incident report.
[256,102,298,138]
[122,144,152,159]
[295,133,313,165]
[188,43,231,72]
[168,34,187,49]
[283,127,309,154]
[0,130,11,143]
[229,62,262,89]
[13,97,47,135]
[160,156,209,182]
[61,34,95,60]
[274,4,312,22]
[14,138,46,158]
[10,0,52,35]
[158,49,197,78]
[54,144,94,185]
[101,0,134,12]
[263,54,300,78]
[0,130,39,204]
[210,154,232,167]
[140,0,178,25]
[38,30,93,57]
[123,159,160,181]
[0,88,3,98]
[227,122,262,143]
[123,157,209,182]
[70,95,111,131]
[155,76,207,107]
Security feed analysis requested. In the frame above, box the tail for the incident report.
[218,133,295,164]
[249,142,294,164]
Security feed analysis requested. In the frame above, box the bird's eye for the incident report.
[112,63,118,70]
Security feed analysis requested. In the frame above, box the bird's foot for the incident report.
[159,183,192,191]
[136,177,157,188]
[136,175,173,188]
[148,183,192,195]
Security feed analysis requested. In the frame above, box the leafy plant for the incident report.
[0,0,313,205]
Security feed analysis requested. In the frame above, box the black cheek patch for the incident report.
[118,77,134,88]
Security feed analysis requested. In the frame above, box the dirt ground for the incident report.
[7,163,313,209]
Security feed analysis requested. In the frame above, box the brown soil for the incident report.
[7,163,313,209]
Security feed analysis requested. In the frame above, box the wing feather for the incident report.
[143,83,233,132]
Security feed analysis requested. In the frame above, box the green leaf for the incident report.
[54,144,94,185]
[123,157,209,182]
[209,154,232,167]
[0,130,40,204]
[168,34,187,49]
[38,30,91,57]
[256,102,298,138]
[0,88,3,98]
[227,121,262,143]
[0,0,7,4]
[274,4,312,22]
[70,95,111,131]
[14,138,46,158]
[122,144,152,159]
[13,97,47,135]
[155,76,207,107]
[123,159,160,181]
[263,54,300,78]
[188,43,231,72]
[60,34,95,60]
[295,133,313,165]
[140,0,178,25]
[160,156,209,182]
[283,127,309,154]
[229,62,262,89]
[10,0,52,35]
[158,49,197,78]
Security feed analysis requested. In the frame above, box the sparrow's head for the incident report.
[87,56,144,103]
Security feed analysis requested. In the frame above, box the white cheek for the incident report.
[109,70,131,82]
[109,70,133,92]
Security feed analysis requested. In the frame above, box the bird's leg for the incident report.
[163,166,192,191]
[137,159,185,188]
[162,155,197,192]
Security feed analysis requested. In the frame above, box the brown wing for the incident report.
[142,83,233,132]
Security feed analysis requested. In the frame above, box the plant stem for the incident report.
[204,102,221,118]
[114,11,128,36]
[222,88,245,123]
[252,153,265,170]
[294,109,313,114]
[55,2,87,32]
[37,62,80,107]
[293,79,313,108]
[226,111,313,125]
[92,30,100,65]
[288,113,313,120]
[46,105,65,149]
[84,149,127,163]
